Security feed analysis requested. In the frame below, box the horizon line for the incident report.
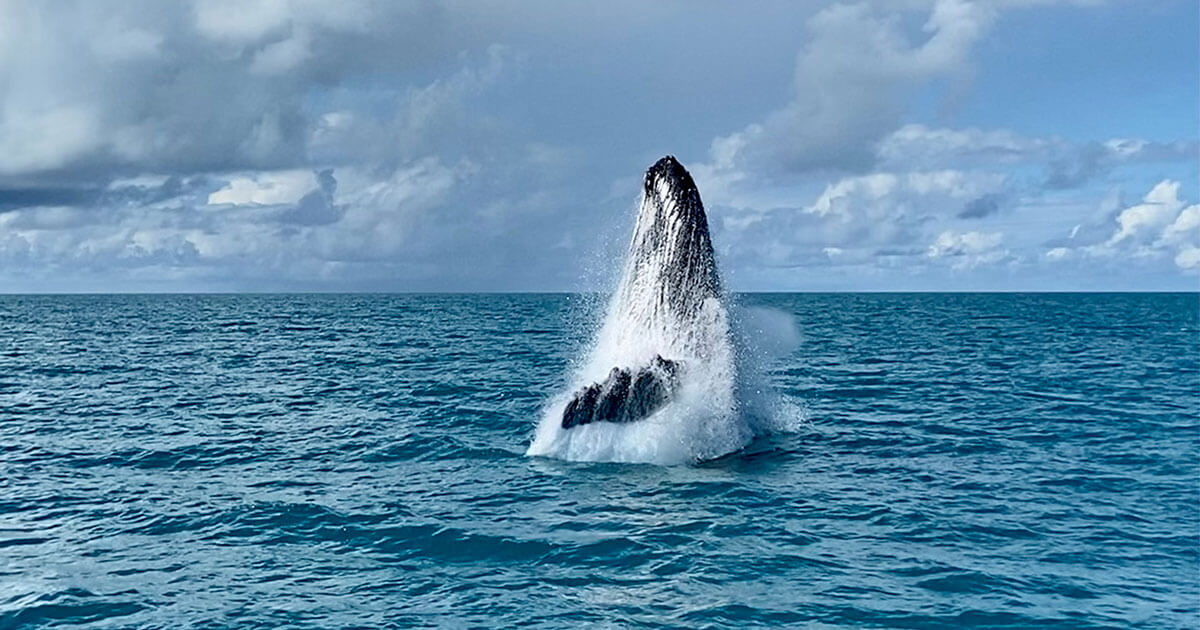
[0,290,1196,296]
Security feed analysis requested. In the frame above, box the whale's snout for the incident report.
[645,154,686,184]
[643,155,698,204]
[629,156,719,304]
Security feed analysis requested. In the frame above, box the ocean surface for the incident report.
[1,292,1197,629]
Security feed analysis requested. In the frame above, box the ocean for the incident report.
[1,293,1196,629]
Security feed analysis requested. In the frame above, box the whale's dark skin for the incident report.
[560,156,719,430]
[561,356,679,429]
[626,155,721,320]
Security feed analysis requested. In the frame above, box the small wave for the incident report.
[0,588,148,628]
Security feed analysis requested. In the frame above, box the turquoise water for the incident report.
[1,293,1197,629]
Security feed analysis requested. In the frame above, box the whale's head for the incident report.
[642,155,705,236]
[623,155,721,316]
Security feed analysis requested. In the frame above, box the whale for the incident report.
[559,155,727,430]
[529,154,796,462]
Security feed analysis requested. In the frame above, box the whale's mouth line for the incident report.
[558,155,722,431]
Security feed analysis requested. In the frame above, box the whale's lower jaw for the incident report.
[561,356,679,429]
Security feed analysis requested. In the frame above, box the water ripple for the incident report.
[0,293,1195,628]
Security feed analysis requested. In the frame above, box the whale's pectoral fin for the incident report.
[561,356,680,429]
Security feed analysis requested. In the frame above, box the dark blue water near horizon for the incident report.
[1,293,1197,629]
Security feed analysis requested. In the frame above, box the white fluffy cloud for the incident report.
[707,166,1013,281]
[1044,179,1200,270]
[207,171,318,206]
[927,230,1009,269]
[1108,180,1186,245]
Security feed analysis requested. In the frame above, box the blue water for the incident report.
[1,293,1196,629]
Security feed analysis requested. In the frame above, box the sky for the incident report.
[0,0,1196,292]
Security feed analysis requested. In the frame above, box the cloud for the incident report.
[701,0,995,187]
[708,167,1011,278]
[688,0,1197,288]
[958,192,1006,219]
[927,229,1008,269]
[0,187,101,212]
[307,44,515,168]
[279,169,340,226]
[878,124,1198,189]
[1107,180,1184,245]
[0,0,1194,291]
[877,124,1049,167]
[1175,247,1200,270]
[0,157,463,285]
[1044,139,1198,190]
[207,170,318,206]
[0,14,578,291]
[0,1,496,183]
[1160,203,1200,246]
[1043,179,1200,270]
[806,170,1007,217]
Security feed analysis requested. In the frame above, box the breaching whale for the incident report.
[558,155,726,430]
[529,154,797,462]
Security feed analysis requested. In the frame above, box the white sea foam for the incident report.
[526,299,804,464]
